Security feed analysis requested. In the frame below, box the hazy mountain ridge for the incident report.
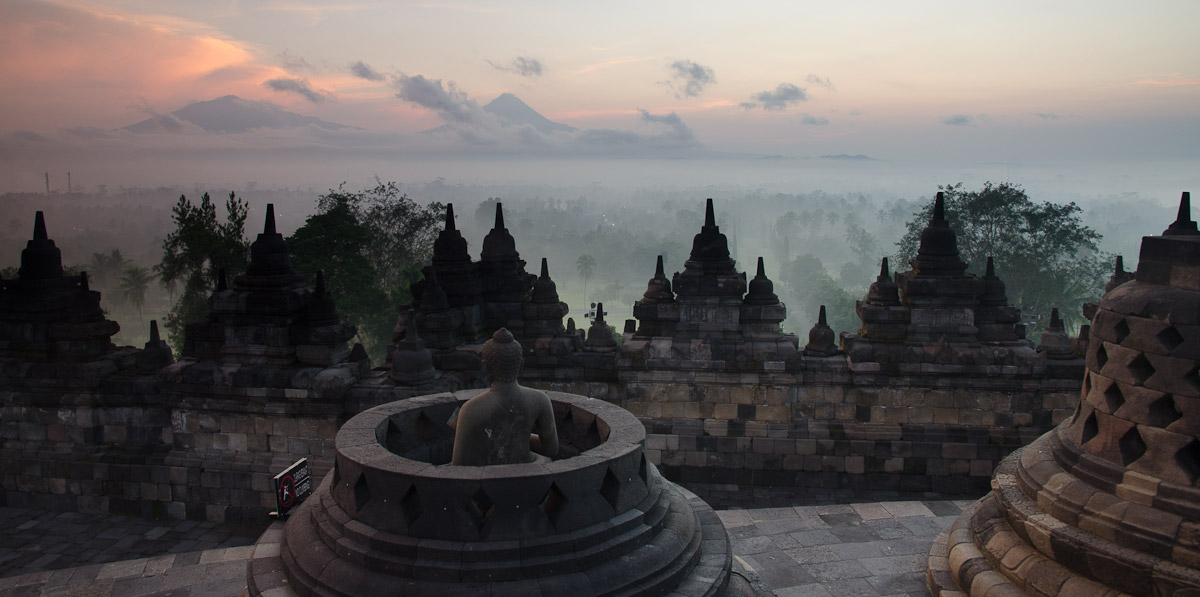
[425,93,575,135]
[122,95,357,134]
[821,154,876,161]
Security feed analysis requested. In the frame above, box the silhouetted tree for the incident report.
[87,249,130,291]
[896,182,1107,331]
[288,194,393,362]
[778,254,858,336]
[159,192,249,350]
[576,253,596,300]
[119,266,155,327]
[316,179,443,304]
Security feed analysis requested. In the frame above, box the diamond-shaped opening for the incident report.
[599,467,621,510]
[1175,439,1200,484]
[1070,402,1082,424]
[332,461,341,486]
[1157,326,1184,353]
[468,487,495,532]
[1081,372,1092,399]
[1186,365,1200,394]
[1118,426,1148,466]
[353,474,371,512]
[585,419,602,447]
[1094,344,1108,370]
[1146,394,1183,428]
[639,453,649,484]
[1113,319,1130,345]
[1081,412,1099,445]
[413,410,434,440]
[539,482,567,528]
[1128,354,1155,385]
[381,417,405,454]
[399,484,422,526]
[1104,382,1125,413]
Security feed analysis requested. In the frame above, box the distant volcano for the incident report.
[425,93,575,135]
[122,95,356,134]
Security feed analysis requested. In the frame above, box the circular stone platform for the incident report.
[247,390,735,596]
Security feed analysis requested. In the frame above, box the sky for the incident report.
[0,0,1198,196]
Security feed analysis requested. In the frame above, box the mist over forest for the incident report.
[0,170,1179,356]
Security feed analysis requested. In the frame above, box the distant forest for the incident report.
[0,181,1175,351]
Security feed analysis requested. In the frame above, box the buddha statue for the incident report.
[450,328,559,466]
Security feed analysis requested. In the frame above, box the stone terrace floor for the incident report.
[0,498,974,596]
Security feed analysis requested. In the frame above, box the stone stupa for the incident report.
[927,191,1200,595]
[248,329,759,595]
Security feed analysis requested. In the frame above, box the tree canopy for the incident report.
[87,249,131,292]
[158,192,249,349]
[288,195,392,361]
[777,254,858,337]
[315,180,443,303]
[291,181,443,362]
[896,182,1108,331]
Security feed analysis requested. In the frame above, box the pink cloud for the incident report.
[0,1,283,130]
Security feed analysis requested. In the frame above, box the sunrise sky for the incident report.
[1,0,1197,193]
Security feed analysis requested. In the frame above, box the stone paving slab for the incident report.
[0,507,265,580]
[0,500,972,595]
[721,499,974,597]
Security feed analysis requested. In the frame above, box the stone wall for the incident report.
[521,357,1083,508]
[0,357,460,523]
[0,355,1083,520]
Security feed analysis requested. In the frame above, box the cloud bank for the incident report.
[806,74,836,90]
[349,60,385,81]
[664,60,716,98]
[391,73,700,153]
[740,83,808,110]
[487,56,545,77]
[278,51,315,74]
[264,77,330,103]
[941,114,975,126]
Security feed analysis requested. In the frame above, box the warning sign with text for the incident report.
[273,458,311,516]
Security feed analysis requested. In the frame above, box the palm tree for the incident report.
[576,254,596,302]
[152,262,177,302]
[120,266,156,327]
[88,249,131,290]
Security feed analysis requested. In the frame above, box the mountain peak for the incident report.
[483,94,575,134]
[122,95,355,134]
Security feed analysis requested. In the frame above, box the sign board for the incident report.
[273,458,311,517]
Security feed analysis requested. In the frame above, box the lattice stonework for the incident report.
[928,192,1200,596]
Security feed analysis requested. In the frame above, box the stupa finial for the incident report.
[1162,191,1199,236]
[33,211,48,241]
